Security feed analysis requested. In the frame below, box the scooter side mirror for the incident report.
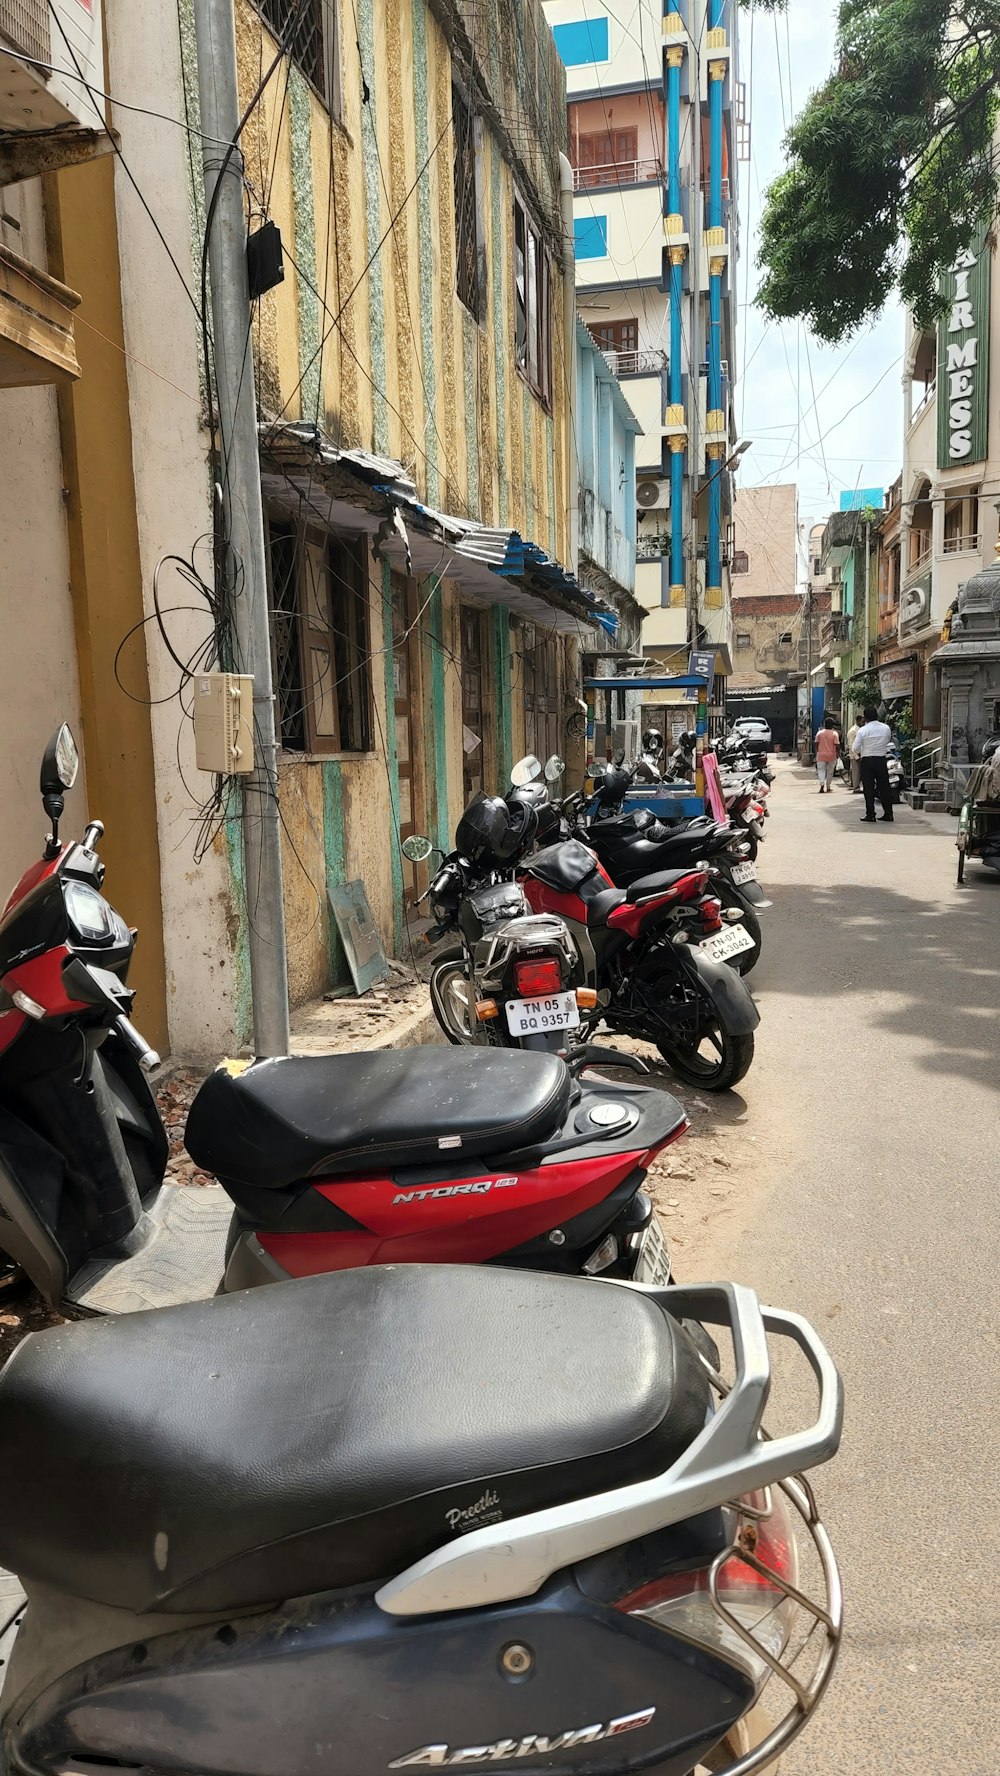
[40,723,80,797]
[510,755,543,787]
[543,755,566,784]
[613,748,626,767]
[401,834,434,863]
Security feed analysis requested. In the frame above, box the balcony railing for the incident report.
[573,158,661,191]
[636,534,669,561]
[905,540,932,580]
[822,614,852,648]
[699,176,732,201]
[600,347,667,377]
[942,532,981,555]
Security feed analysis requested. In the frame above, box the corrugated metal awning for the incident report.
[259,422,616,636]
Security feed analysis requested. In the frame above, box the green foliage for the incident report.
[754,0,1000,342]
[843,669,881,707]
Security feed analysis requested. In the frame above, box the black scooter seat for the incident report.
[185,1048,571,1190]
[0,1266,709,1614]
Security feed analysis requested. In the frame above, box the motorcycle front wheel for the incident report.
[428,946,474,1045]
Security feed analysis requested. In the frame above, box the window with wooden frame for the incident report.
[573,127,639,187]
[265,513,372,756]
[453,85,480,317]
[513,194,552,408]
[255,0,333,107]
[589,318,638,356]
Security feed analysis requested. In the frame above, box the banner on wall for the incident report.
[937,228,991,469]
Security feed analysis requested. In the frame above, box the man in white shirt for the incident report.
[851,705,894,823]
[846,717,862,793]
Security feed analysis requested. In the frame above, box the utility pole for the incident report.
[193,0,290,1057]
[687,0,702,657]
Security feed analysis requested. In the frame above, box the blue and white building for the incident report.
[544,0,748,694]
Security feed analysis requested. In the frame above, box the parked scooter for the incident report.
[0,1264,844,1776]
[0,728,699,1311]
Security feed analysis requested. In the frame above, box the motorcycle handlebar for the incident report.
[113,1015,161,1074]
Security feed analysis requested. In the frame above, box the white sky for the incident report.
[735,0,903,537]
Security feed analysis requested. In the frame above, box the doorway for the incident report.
[391,572,426,902]
[460,603,488,804]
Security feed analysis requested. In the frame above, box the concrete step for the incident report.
[921,798,950,813]
[918,778,948,796]
[905,792,925,809]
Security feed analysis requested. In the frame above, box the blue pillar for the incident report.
[664,6,687,607]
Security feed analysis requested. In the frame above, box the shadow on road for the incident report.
[761,875,1000,1094]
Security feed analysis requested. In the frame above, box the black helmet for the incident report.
[642,729,664,755]
[595,765,631,809]
[455,793,513,865]
[982,733,1000,763]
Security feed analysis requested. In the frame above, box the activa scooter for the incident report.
[0,1264,844,1776]
[0,727,689,1314]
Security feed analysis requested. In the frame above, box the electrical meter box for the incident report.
[193,674,254,774]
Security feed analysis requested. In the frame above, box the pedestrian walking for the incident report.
[814,716,840,794]
[846,716,862,792]
[852,705,895,823]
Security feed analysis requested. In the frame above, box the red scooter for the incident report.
[0,727,686,1315]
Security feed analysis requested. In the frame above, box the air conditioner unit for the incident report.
[637,480,666,510]
[612,718,641,761]
[0,0,105,132]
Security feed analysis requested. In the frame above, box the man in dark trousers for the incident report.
[851,704,894,823]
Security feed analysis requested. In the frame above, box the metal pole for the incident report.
[193,0,290,1056]
[688,0,702,657]
[863,520,871,675]
[803,584,813,763]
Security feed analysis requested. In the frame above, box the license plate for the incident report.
[505,990,580,1036]
[700,924,756,962]
[634,1215,671,1286]
[731,860,757,885]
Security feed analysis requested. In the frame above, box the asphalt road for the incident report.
[697,760,1000,1774]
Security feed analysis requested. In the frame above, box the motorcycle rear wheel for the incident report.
[658,1026,754,1092]
[714,882,762,974]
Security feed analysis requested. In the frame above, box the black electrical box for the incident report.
[247,221,285,299]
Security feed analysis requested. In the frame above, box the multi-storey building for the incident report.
[542,0,747,706]
[0,0,621,1057]
[900,221,1000,783]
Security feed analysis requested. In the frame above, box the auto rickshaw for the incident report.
[956,744,1000,883]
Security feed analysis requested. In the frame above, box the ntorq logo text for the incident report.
[388,1710,656,1767]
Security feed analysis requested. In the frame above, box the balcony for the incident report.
[942,532,981,555]
[822,613,852,651]
[574,158,661,191]
[636,533,669,562]
[599,347,667,378]
[904,539,932,584]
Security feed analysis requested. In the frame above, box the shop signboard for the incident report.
[938,228,991,469]
[879,660,914,701]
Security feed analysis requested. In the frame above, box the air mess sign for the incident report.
[937,230,991,469]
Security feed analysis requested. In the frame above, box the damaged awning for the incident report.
[259,421,617,637]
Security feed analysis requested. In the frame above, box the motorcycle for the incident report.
[0,728,692,1312]
[558,799,768,976]
[412,765,586,1053]
[521,837,759,1092]
[0,1264,844,1776]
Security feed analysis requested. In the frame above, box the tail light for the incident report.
[699,897,723,933]
[514,957,564,997]
[615,1488,799,1690]
[675,869,709,902]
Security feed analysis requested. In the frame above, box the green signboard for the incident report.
[937,228,991,469]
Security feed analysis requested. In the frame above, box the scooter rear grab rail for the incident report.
[376,1281,843,1617]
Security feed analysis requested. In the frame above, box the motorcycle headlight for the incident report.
[63,880,117,942]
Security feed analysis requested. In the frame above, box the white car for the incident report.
[732,717,772,749]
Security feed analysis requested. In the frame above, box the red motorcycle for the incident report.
[519,838,759,1092]
[0,727,687,1316]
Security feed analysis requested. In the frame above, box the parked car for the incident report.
[732,716,772,749]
